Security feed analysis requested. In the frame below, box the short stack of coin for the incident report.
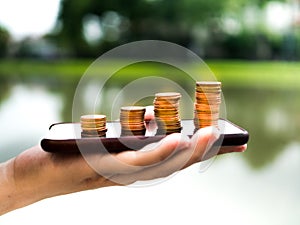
[154,92,182,135]
[80,114,107,138]
[194,81,221,129]
[120,106,146,136]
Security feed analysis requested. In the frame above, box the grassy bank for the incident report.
[0,59,299,89]
[208,60,300,90]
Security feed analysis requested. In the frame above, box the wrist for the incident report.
[0,147,55,215]
[0,158,19,215]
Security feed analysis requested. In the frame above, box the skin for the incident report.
[0,108,246,215]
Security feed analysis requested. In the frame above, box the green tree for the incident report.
[54,0,288,58]
[54,0,226,57]
[0,26,10,58]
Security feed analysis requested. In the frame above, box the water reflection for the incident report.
[79,77,196,121]
[0,79,300,224]
[0,84,62,162]
[224,88,300,169]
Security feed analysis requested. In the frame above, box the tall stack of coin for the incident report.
[80,114,107,138]
[120,106,146,136]
[154,92,182,135]
[194,81,222,129]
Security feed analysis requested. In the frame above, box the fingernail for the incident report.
[207,127,221,149]
[199,126,221,162]
[212,127,221,142]
[177,134,191,150]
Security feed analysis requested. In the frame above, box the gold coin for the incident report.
[194,103,220,110]
[155,92,181,98]
[81,132,106,138]
[80,114,106,122]
[81,127,107,132]
[154,92,182,134]
[119,105,146,135]
[194,81,222,129]
[196,81,221,88]
[80,114,107,137]
[81,122,106,128]
[121,106,146,111]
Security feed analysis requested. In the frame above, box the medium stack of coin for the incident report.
[120,106,146,136]
[80,114,107,138]
[154,92,182,135]
[194,81,221,129]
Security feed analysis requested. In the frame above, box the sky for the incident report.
[0,0,61,39]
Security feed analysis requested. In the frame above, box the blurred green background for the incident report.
[0,0,299,224]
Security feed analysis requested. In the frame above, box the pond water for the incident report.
[0,79,299,225]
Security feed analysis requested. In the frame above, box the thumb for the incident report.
[184,126,220,167]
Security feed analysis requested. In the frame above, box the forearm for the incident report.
[0,147,60,215]
[0,145,116,215]
[0,158,25,215]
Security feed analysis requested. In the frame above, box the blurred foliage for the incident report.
[225,0,285,11]
[54,0,207,56]
[0,0,296,59]
[53,0,291,58]
[0,25,10,58]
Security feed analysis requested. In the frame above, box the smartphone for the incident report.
[41,119,249,154]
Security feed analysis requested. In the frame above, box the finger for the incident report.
[183,127,220,167]
[86,133,190,176]
[110,127,219,184]
[115,133,190,167]
[144,105,154,122]
[218,144,247,155]
[108,143,247,185]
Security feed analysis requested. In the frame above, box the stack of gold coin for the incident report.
[120,106,146,136]
[194,81,222,129]
[154,92,182,135]
[80,114,107,138]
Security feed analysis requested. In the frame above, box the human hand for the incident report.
[0,126,246,215]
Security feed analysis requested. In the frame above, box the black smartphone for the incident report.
[41,119,249,154]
